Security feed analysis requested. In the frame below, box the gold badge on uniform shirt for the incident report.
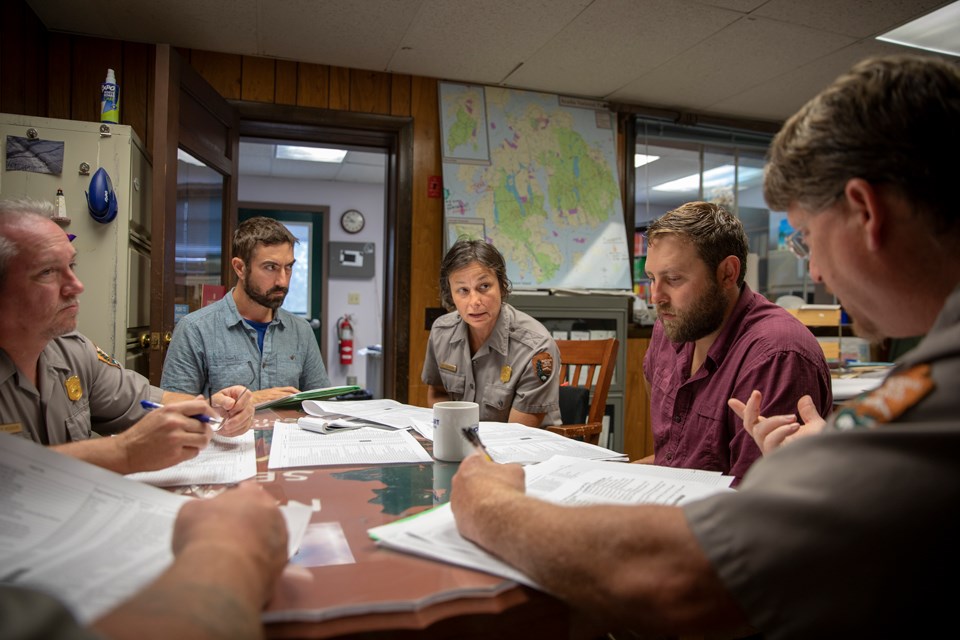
[439,362,458,373]
[500,365,512,383]
[65,375,83,401]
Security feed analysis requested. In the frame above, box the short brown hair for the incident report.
[233,216,297,265]
[439,239,512,311]
[646,201,748,288]
[765,54,959,239]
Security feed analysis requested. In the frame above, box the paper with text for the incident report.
[368,455,733,587]
[267,422,433,469]
[125,431,256,486]
[0,433,312,624]
[303,398,434,431]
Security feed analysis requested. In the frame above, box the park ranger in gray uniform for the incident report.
[422,239,560,427]
[0,331,162,445]
[0,199,253,474]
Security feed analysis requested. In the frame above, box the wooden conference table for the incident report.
[185,408,600,640]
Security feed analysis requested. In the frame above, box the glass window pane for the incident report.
[281,221,312,317]
[175,150,224,320]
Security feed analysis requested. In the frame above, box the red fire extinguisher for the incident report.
[337,315,354,365]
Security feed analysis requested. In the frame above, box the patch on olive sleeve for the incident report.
[833,363,934,430]
[95,345,121,369]
[532,352,554,383]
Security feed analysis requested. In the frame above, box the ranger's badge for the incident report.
[65,375,83,401]
[500,365,512,383]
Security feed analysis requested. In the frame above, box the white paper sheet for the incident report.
[125,430,257,486]
[368,455,734,587]
[0,433,312,624]
[474,422,628,463]
[267,422,433,469]
[302,398,434,430]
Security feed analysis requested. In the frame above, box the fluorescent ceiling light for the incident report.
[276,145,347,163]
[177,148,206,167]
[876,1,960,57]
[652,165,763,192]
[634,153,660,168]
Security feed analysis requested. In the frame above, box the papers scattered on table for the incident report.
[126,431,257,487]
[255,385,360,410]
[302,398,434,432]
[267,421,433,469]
[368,455,734,588]
[297,415,365,434]
[0,432,312,624]
[475,422,628,463]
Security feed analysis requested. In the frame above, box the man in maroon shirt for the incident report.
[641,201,832,483]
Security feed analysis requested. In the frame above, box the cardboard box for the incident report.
[787,305,842,326]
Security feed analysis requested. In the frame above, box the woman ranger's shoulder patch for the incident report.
[531,352,554,383]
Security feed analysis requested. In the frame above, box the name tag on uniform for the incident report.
[0,423,23,435]
[439,362,458,373]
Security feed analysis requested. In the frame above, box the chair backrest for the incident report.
[555,338,618,425]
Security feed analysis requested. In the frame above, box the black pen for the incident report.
[461,426,493,461]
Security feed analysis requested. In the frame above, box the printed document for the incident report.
[474,422,628,463]
[125,430,256,486]
[267,421,433,469]
[368,455,733,587]
[0,433,312,624]
[303,398,433,431]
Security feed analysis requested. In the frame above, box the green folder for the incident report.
[254,385,361,410]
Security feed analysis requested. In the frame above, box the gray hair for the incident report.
[0,198,56,284]
[439,239,511,311]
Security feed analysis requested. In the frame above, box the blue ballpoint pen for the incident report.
[140,400,223,429]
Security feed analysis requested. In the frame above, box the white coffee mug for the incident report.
[432,401,479,462]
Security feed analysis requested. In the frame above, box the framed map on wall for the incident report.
[438,81,631,291]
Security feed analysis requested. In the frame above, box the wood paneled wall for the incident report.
[1,0,650,449]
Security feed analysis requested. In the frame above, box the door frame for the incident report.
[233,102,413,402]
[150,44,240,384]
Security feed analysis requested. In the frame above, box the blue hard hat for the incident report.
[85,167,118,223]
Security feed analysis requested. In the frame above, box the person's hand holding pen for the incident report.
[210,385,254,437]
[450,439,527,545]
[113,397,216,473]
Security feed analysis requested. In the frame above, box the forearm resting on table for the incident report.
[92,544,271,640]
[507,407,546,428]
[426,385,451,406]
[51,438,132,475]
[464,493,745,633]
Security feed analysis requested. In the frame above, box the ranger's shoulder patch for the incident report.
[834,363,934,430]
[531,352,554,383]
[95,345,121,369]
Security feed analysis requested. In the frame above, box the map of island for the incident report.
[439,82,631,290]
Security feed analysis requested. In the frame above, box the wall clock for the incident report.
[340,209,365,234]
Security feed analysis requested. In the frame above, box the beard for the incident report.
[243,278,288,311]
[45,299,80,339]
[658,277,728,343]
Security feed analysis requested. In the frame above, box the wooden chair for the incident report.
[547,338,618,447]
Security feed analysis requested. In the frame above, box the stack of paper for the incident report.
[368,456,733,587]
[125,431,257,487]
[0,433,312,624]
[267,422,433,469]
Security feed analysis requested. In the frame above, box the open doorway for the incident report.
[237,138,387,396]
